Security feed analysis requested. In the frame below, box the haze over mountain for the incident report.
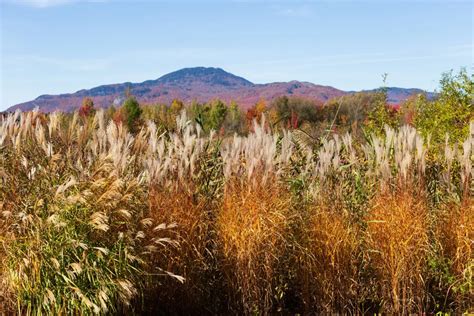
[6,67,434,112]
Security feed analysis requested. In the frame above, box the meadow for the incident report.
[0,71,472,314]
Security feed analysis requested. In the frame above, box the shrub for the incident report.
[414,68,473,145]
[122,97,142,132]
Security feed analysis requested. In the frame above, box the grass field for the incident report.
[0,109,472,314]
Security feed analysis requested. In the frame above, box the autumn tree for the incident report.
[323,92,380,136]
[271,96,323,129]
[246,98,267,128]
[255,98,267,117]
[399,94,424,126]
[79,97,95,118]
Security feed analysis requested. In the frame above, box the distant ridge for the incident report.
[7,67,434,112]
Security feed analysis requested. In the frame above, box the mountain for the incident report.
[153,67,253,87]
[383,87,435,104]
[359,87,436,104]
[6,67,433,112]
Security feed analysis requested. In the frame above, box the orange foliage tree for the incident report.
[246,99,267,129]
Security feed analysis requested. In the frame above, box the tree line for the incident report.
[78,68,472,146]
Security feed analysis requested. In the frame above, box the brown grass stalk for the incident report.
[217,178,290,314]
[365,191,429,314]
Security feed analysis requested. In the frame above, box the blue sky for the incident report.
[0,0,472,110]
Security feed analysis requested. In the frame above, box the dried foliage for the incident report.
[366,191,429,314]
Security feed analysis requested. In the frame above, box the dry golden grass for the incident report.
[144,185,213,313]
[0,109,472,314]
[435,198,474,310]
[365,191,430,314]
[217,179,290,314]
[299,203,360,313]
[438,200,473,277]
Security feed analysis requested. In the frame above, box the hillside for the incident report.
[7,67,433,112]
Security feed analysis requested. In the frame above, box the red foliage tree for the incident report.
[79,97,95,118]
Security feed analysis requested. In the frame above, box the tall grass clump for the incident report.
[217,119,294,314]
[365,191,429,313]
[430,127,473,312]
[218,181,291,314]
[143,114,225,313]
[362,126,430,313]
[434,200,473,311]
[300,202,360,313]
[0,110,180,314]
[295,134,363,313]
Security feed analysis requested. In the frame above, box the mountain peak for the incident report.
[156,67,254,88]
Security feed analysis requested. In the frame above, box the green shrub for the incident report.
[414,68,473,145]
[122,97,143,132]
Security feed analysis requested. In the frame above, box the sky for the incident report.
[0,0,472,110]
